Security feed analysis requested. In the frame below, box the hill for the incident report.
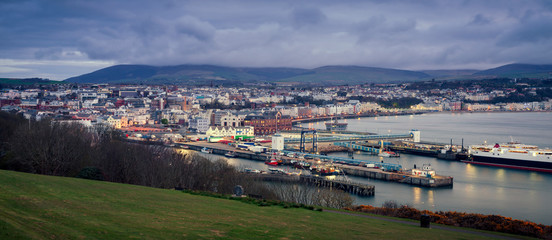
[278,65,431,85]
[0,170,512,239]
[0,78,62,85]
[420,69,479,79]
[65,64,431,86]
[473,63,552,78]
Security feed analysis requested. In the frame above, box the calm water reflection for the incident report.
[198,112,552,224]
[301,112,552,225]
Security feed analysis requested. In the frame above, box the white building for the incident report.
[221,114,243,127]
[206,126,254,138]
[272,134,284,151]
[189,117,210,133]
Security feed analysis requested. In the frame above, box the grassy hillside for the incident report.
[278,66,431,84]
[0,170,518,239]
[0,78,63,85]
[65,64,270,85]
[64,64,431,85]
[420,69,479,79]
[473,63,552,78]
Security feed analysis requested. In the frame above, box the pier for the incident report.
[333,142,379,154]
[177,142,453,188]
[248,173,375,197]
[284,133,413,143]
[300,175,375,196]
[339,165,453,188]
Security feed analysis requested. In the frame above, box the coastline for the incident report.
[292,110,552,125]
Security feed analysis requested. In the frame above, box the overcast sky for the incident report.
[1,0,552,80]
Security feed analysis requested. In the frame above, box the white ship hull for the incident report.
[463,143,552,173]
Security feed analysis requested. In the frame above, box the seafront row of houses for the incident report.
[2,84,552,140]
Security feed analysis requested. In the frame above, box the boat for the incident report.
[378,140,400,157]
[293,161,311,170]
[244,168,261,173]
[265,159,279,166]
[310,165,339,176]
[378,150,400,158]
[325,118,348,131]
[200,147,212,154]
[463,142,552,173]
[268,168,286,174]
[224,151,237,158]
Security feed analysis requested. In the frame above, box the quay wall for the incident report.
[179,142,453,188]
[341,166,453,188]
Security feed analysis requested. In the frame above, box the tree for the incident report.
[161,118,168,124]
[8,119,93,176]
[267,184,353,208]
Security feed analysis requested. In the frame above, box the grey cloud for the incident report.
[291,7,327,28]
[468,14,492,26]
[496,14,552,47]
[174,16,216,42]
[2,0,552,80]
[355,16,417,44]
[77,15,217,65]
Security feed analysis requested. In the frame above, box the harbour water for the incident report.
[207,112,552,225]
[303,112,552,225]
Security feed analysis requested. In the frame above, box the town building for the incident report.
[244,112,292,135]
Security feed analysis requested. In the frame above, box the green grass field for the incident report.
[0,170,522,239]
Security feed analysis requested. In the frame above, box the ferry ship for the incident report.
[463,142,552,173]
[325,118,348,131]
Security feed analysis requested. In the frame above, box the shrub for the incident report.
[348,204,551,238]
[76,167,104,181]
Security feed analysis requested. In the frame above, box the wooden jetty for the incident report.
[249,173,375,197]
[300,175,375,196]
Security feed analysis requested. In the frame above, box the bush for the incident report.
[76,167,104,181]
[349,204,551,238]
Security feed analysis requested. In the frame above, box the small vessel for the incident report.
[325,117,348,131]
[244,168,261,174]
[293,161,311,170]
[224,151,236,158]
[265,159,279,166]
[378,150,400,158]
[464,142,552,173]
[268,168,286,174]
[310,165,339,176]
[200,147,212,154]
[437,139,466,160]
[378,140,400,157]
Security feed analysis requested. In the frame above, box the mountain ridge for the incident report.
[472,63,552,78]
[64,63,552,86]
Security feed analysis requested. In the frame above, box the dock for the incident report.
[177,142,268,161]
[176,142,453,188]
[338,164,453,188]
[247,173,375,197]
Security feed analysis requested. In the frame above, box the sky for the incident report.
[1,0,552,80]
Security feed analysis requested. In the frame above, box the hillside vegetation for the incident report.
[473,64,552,78]
[63,63,552,86]
[64,64,432,85]
[0,170,517,239]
